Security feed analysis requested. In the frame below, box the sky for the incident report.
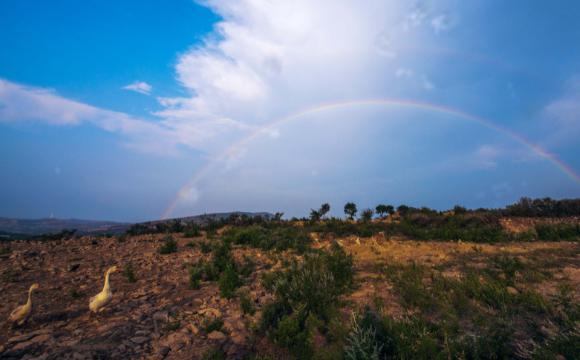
[1,0,579,222]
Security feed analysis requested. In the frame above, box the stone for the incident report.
[231,333,246,344]
[11,334,51,351]
[68,263,81,272]
[506,286,519,295]
[188,323,200,334]
[158,346,170,357]
[130,336,149,345]
[153,311,169,323]
[207,331,227,341]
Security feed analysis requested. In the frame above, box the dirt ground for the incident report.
[0,232,578,359]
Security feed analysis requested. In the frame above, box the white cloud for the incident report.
[404,4,428,30]
[395,68,414,78]
[421,75,435,90]
[0,79,176,154]
[430,14,456,34]
[123,81,152,95]
[156,0,417,154]
[541,76,580,147]
[472,144,501,169]
[1,2,458,158]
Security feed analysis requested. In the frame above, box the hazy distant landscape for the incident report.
[1,1,580,359]
[0,198,578,359]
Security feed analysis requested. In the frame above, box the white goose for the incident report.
[89,266,118,313]
[9,283,39,325]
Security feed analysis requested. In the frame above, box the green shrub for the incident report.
[166,321,181,331]
[203,317,224,333]
[200,241,212,254]
[159,236,178,254]
[272,312,312,358]
[201,346,225,360]
[344,314,382,360]
[123,263,137,283]
[69,289,82,299]
[183,225,201,238]
[222,225,311,253]
[218,264,240,299]
[535,223,580,241]
[0,246,12,256]
[239,255,256,277]
[189,262,203,289]
[239,290,256,315]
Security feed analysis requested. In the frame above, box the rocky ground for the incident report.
[0,228,578,359]
[0,234,272,359]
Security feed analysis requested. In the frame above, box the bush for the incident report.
[273,313,312,358]
[201,346,225,360]
[218,264,240,299]
[0,246,12,256]
[257,244,355,357]
[183,225,201,238]
[200,241,212,254]
[360,209,374,222]
[159,236,178,254]
[123,263,137,283]
[239,290,256,315]
[344,314,382,360]
[189,262,203,289]
[535,223,580,241]
[203,317,224,333]
[222,225,311,253]
[239,255,256,277]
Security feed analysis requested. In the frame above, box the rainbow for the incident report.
[162,99,580,219]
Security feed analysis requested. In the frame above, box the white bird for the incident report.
[89,266,118,313]
[9,283,39,325]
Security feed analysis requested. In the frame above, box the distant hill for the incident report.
[0,211,273,239]
[146,211,274,226]
[0,217,130,237]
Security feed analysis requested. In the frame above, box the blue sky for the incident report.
[1,1,579,222]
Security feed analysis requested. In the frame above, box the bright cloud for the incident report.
[542,75,580,147]
[0,79,176,154]
[1,2,459,158]
[158,0,459,154]
[431,14,456,34]
[123,81,152,95]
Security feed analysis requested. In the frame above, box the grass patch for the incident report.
[123,262,137,283]
[158,236,178,254]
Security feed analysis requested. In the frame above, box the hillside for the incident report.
[0,209,578,359]
[0,218,130,237]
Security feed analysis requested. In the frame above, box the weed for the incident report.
[166,321,181,331]
[200,346,225,360]
[69,289,82,299]
[239,290,255,315]
[203,317,224,333]
[218,264,240,299]
[123,263,137,283]
[158,236,178,254]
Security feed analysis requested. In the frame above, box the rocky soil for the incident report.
[0,230,578,359]
[0,234,275,359]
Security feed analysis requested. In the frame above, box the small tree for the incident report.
[344,202,358,220]
[310,209,321,222]
[397,205,410,217]
[319,203,331,219]
[361,209,374,222]
[385,205,395,216]
[375,205,388,218]
[453,205,467,215]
